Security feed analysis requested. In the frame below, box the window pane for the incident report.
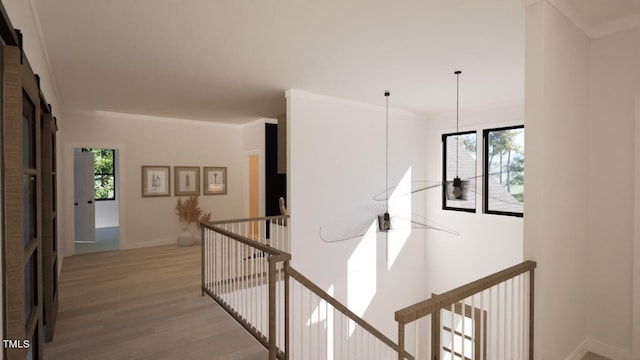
[484,126,524,215]
[52,215,57,252]
[23,175,37,247]
[52,174,57,211]
[24,260,30,322]
[24,253,37,322]
[84,148,116,200]
[51,132,56,168]
[53,258,58,297]
[94,175,115,200]
[443,132,476,211]
[22,93,36,169]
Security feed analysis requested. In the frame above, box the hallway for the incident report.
[45,244,266,360]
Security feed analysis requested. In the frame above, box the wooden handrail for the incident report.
[203,224,291,257]
[204,215,289,226]
[287,267,415,360]
[395,260,536,324]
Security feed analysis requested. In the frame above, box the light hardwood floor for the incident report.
[44,244,267,360]
[581,352,612,360]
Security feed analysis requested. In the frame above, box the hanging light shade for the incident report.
[445,70,470,201]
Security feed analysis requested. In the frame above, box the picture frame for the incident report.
[203,166,227,195]
[174,166,200,196]
[142,165,171,197]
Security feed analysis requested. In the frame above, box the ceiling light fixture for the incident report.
[445,71,469,201]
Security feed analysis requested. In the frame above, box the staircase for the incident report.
[201,216,535,360]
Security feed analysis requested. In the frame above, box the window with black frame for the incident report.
[442,131,477,212]
[483,125,524,216]
[82,148,116,201]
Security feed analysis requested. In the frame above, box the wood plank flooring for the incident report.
[581,352,612,360]
[44,244,267,360]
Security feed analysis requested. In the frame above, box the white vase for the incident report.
[177,230,194,247]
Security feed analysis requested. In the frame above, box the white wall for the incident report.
[525,3,640,359]
[524,2,591,359]
[588,26,640,355]
[61,112,245,254]
[287,89,428,340]
[424,104,525,294]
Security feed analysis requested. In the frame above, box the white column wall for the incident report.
[524,2,591,359]
[287,89,427,340]
[588,26,640,355]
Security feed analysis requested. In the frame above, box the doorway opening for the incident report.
[74,147,120,254]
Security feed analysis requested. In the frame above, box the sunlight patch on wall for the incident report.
[348,221,377,325]
[306,285,333,326]
[304,285,335,359]
[388,167,412,269]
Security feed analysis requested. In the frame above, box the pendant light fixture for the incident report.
[445,71,469,201]
[378,91,391,232]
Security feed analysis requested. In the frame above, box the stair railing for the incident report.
[201,215,414,360]
[201,217,291,359]
[395,261,536,360]
[286,266,414,360]
[207,215,290,252]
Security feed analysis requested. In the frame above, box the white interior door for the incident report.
[74,151,96,243]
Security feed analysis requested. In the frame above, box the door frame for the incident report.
[64,143,124,255]
[243,150,264,218]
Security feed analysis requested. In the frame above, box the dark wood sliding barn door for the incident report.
[2,43,44,360]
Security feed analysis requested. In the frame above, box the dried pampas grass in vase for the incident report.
[175,195,202,246]
[194,212,212,245]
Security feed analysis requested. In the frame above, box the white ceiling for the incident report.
[30,0,637,124]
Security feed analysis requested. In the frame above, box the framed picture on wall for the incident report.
[174,166,200,196]
[203,166,227,195]
[142,165,171,197]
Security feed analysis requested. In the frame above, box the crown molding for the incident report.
[591,13,640,38]
[239,117,278,129]
[285,89,425,120]
[66,110,244,129]
[524,0,639,39]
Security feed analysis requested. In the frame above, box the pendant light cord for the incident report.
[385,91,390,209]
[455,71,461,177]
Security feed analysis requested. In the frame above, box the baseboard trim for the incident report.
[566,338,637,360]
[566,338,590,360]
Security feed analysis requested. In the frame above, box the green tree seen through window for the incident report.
[82,148,115,200]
